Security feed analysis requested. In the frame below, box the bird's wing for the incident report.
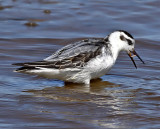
[44,38,105,61]
[13,38,108,70]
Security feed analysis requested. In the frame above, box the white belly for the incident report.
[85,54,114,79]
[26,54,115,84]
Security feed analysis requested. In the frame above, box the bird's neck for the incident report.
[110,44,121,62]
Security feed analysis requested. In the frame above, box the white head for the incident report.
[105,30,144,68]
[106,30,135,53]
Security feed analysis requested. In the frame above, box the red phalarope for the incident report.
[13,30,144,85]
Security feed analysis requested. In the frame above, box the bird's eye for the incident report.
[120,35,125,41]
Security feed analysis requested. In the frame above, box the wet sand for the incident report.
[0,0,160,129]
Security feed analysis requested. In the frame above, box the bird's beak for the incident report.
[127,49,145,69]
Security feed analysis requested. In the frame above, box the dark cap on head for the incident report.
[118,30,134,39]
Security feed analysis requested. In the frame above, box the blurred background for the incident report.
[1,0,160,40]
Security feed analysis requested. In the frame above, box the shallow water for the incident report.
[0,0,160,129]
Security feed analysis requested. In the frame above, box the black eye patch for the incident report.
[120,35,133,45]
[120,35,125,41]
[127,39,133,45]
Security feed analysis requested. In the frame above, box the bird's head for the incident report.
[105,30,144,68]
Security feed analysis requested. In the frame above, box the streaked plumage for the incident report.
[13,30,144,85]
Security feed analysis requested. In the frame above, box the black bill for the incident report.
[128,50,145,69]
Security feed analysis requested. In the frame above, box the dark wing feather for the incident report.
[13,38,108,71]
[44,38,106,61]
[13,46,102,71]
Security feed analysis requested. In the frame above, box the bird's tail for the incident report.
[12,61,50,72]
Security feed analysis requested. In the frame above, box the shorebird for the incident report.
[13,30,144,85]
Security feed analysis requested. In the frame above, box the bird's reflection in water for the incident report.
[64,78,120,94]
[25,78,134,104]
[24,78,137,129]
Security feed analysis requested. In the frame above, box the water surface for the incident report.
[0,0,160,129]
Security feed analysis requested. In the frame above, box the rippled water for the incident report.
[0,0,160,129]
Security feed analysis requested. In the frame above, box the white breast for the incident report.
[84,46,114,79]
[85,53,114,79]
